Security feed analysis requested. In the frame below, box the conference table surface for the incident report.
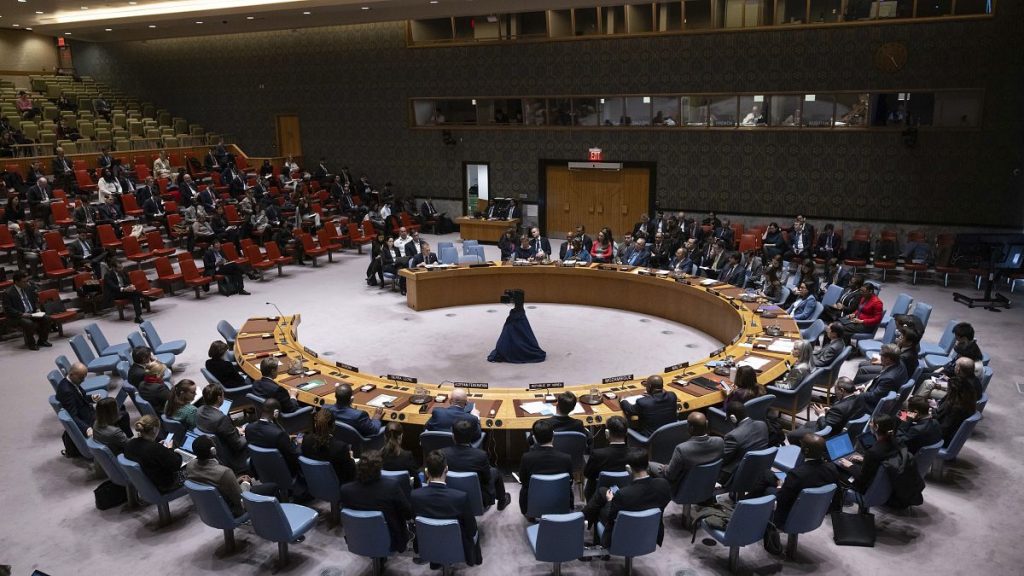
[235,262,799,431]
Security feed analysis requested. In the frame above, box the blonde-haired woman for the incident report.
[123,414,184,492]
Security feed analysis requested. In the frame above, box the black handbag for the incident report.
[831,511,876,547]
[94,480,128,510]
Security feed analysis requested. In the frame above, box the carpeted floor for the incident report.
[1,233,1021,575]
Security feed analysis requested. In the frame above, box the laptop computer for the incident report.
[219,399,232,415]
[826,433,856,462]
[175,431,201,466]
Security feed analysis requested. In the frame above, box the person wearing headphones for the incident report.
[582,415,631,500]
[185,435,278,517]
[244,399,302,477]
[621,375,678,437]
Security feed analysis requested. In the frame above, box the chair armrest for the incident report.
[626,428,650,446]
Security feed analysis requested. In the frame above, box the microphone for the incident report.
[266,302,285,319]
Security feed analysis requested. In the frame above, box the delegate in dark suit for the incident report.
[56,376,96,434]
[410,251,439,267]
[787,392,867,445]
[205,357,248,389]
[442,444,505,507]
[584,476,672,548]
[425,405,482,441]
[518,445,574,515]
[196,404,248,472]
[68,236,104,276]
[411,482,481,565]
[582,443,630,500]
[621,390,678,437]
[3,281,52,348]
[861,363,908,409]
[774,457,842,526]
[252,376,300,413]
[657,435,725,491]
[721,418,770,474]
[897,418,942,454]
[329,404,382,438]
[245,418,300,475]
[812,337,844,368]
[339,477,413,552]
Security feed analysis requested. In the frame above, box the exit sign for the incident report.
[588,147,603,161]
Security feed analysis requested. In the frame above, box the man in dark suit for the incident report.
[411,451,482,566]
[784,215,815,261]
[812,322,845,367]
[328,384,384,437]
[26,176,53,224]
[52,147,76,193]
[840,414,903,495]
[339,451,414,552]
[575,225,593,254]
[245,399,301,475]
[540,391,588,436]
[632,213,655,240]
[56,362,98,435]
[815,224,842,261]
[582,416,631,500]
[126,346,153,388]
[773,434,842,526]
[518,419,574,516]
[409,242,439,268]
[529,227,552,259]
[650,412,725,491]
[178,174,200,208]
[251,357,300,413]
[787,378,865,445]
[721,401,771,478]
[583,448,672,548]
[97,148,114,171]
[67,230,105,277]
[426,388,482,442]
[712,218,735,249]
[861,344,908,410]
[203,240,249,296]
[2,272,53,350]
[196,383,249,473]
[621,375,678,437]
[625,237,651,266]
[102,258,145,324]
[718,252,744,285]
[897,397,943,454]
[442,420,511,510]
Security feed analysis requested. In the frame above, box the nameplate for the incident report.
[711,347,726,357]
[664,362,689,373]
[335,361,359,372]
[453,382,490,390]
[387,374,418,384]
[302,346,319,358]
[602,374,634,384]
[529,382,564,390]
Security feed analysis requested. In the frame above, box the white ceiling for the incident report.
[1,0,615,42]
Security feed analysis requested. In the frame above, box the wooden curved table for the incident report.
[234,263,799,434]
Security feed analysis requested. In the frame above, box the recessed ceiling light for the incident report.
[129,1,138,4]
[148,24,156,28]
[17,0,27,3]
[361,6,371,9]
[35,11,45,15]
[303,11,311,15]
[12,24,20,27]
[430,1,439,4]
[195,21,203,24]
[64,32,72,35]
[25,27,33,30]
[81,6,90,10]
[105,28,112,31]
[246,16,254,20]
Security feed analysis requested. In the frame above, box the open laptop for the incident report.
[175,431,201,466]
[219,399,232,415]
[826,432,856,462]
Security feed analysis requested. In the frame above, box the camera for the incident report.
[500,288,525,308]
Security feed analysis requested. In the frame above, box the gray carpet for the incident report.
[1,233,1021,575]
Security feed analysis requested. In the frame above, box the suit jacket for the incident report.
[854,436,900,493]
[812,338,844,368]
[862,363,908,409]
[411,482,480,565]
[585,476,672,548]
[661,435,725,490]
[300,435,355,483]
[625,246,650,266]
[722,418,770,473]
[52,155,74,176]
[102,268,131,298]
[205,357,247,389]
[123,437,182,493]
[3,284,39,317]
[541,414,587,436]
[56,376,95,434]
[410,252,438,267]
[340,478,413,552]
[245,418,300,475]
[68,238,99,264]
[251,376,300,413]
[329,404,382,438]
[196,404,248,472]
[621,391,678,437]
[788,295,819,321]
[518,445,574,514]
[531,236,552,257]
[582,443,630,500]
[718,263,743,285]
[774,458,841,526]
[897,418,942,454]
[425,404,482,441]
[818,393,867,433]
[26,184,52,206]
[186,457,247,516]
[442,444,496,505]
[139,379,170,415]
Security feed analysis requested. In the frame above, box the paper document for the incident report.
[737,356,772,370]
[621,395,645,406]
[367,394,398,408]
[700,279,718,286]
[767,340,795,354]
[519,401,555,416]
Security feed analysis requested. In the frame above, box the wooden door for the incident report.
[275,114,302,158]
[544,165,650,240]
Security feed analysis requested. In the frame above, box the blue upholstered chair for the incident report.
[241,491,318,567]
[54,355,109,392]
[552,431,588,473]
[117,453,189,526]
[708,394,776,436]
[820,284,843,308]
[140,320,187,355]
[84,323,131,357]
[728,447,777,501]
[918,319,959,357]
[672,458,722,526]
[245,393,313,435]
[342,509,393,576]
[415,516,475,571]
[86,438,138,506]
[845,414,871,439]
[912,301,933,331]
[217,319,238,345]
[527,473,572,519]
[626,420,689,465]
[773,427,832,473]
[185,480,249,553]
[597,508,664,575]
[126,331,175,368]
[200,367,252,407]
[335,421,386,457]
[870,391,900,422]
[800,319,826,342]
[856,318,898,356]
[768,367,826,427]
[447,471,488,516]
[779,483,837,559]
[70,334,120,374]
[247,445,297,501]
[699,494,776,572]
[596,470,632,493]
[299,456,342,524]
[57,409,93,461]
[933,412,982,479]
[915,440,944,480]
[526,511,584,576]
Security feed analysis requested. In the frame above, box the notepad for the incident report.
[299,379,326,392]
[737,356,772,370]
[700,279,718,286]
[620,395,645,406]
[519,401,555,416]
[767,340,796,354]
[367,394,398,408]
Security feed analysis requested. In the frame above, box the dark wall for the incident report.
[72,7,1024,227]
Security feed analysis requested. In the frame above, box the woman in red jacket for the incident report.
[590,228,614,263]
[840,282,883,341]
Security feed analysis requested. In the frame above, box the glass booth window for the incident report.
[870,93,934,127]
[739,95,769,126]
[435,99,476,124]
[770,95,803,126]
[652,97,681,126]
[524,98,549,126]
[573,98,603,126]
[933,91,982,127]
[549,98,573,126]
[624,96,653,126]
[802,94,836,127]
[476,99,523,124]
[709,95,738,127]
[809,0,843,23]
[681,96,710,126]
[412,100,442,126]
[599,97,627,126]
[834,93,868,127]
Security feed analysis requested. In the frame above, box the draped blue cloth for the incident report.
[487,307,546,364]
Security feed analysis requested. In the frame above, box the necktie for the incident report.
[20,288,32,312]
[41,187,48,201]
[81,240,90,258]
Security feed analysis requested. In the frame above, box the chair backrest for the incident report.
[897,379,916,405]
[436,241,454,253]
[217,320,237,344]
[776,285,791,305]
[648,420,691,465]
[457,254,482,264]
[527,473,572,518]
[122,235,143,256]
[860,465,893,509]
[821,284,844,308]
[160,415,186,445]
[552,431,588,471]
[468,245,486,261]
[140,320,164,348]
[976,393,988,413]
[84,323,113,355]
[266,241,286,260]
[57,409,94,461]
[342,509,392,559]
[730,447,778,496]
[414,517,466,566]
[47,369,64,391]
[447,471,486,516]
[781,484,837,534]
[608,508,663,558]
[719,494,776,546]
[248,445,294,489]
[155,256,176,277]
[185,480,241,529]
[439,245,458,265]
[118,453,164,502]
[981,366,993,392]
[870,391,899,422]
[86,438,130,486]
[241,492,292,542]
[420,430,456,454]
[673,458,723,505]
[914,440,944,479]
[911,302,933,330]
[745,394,776,422]
[126,331,148,354]
[888,293,913,322]
[596,470,632,492]
[70,334,97,364]
[381,469,413,498]
[878,318,898,345]
[133,392,159,419]
[932,319,960,355]
[845,414,870,439]
[800,319,826,342]
[298,456,340,504]
[827,346,853,385]
[940,412,982,458]
[533,511,585,563]
[245,244,266,264]
[55,354,72,375]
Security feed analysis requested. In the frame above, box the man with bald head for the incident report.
[650,412,725,490]
[773,433,842,526]
[426,387,482,442]
[329,383,384,437]
[621,375,678,437]
[916,356,981,401]
[55,362,101,437]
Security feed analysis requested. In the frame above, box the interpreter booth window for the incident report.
[708,95,738,127]
[870,93,933,127]
[477,99,524,124]
[932,91,982,127]
[680,96,711,127]
[770,95,803,126]
[776,0,807,24]
[834,93,868,127]
[599,98,627,126]
[412,100,445,126]
[802,94,836,127]
[549,98,573,126]
[624,97,654,126]
[524,98,549,126]
[652,97,681,126]
[808,0,843,22]
[656,2,683,31]
[739,95,769,126]
[916,0,953,18]
[684,0,714,29]
[573,98,604,126]
[954,0,992,15]
[436,99,477,125]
